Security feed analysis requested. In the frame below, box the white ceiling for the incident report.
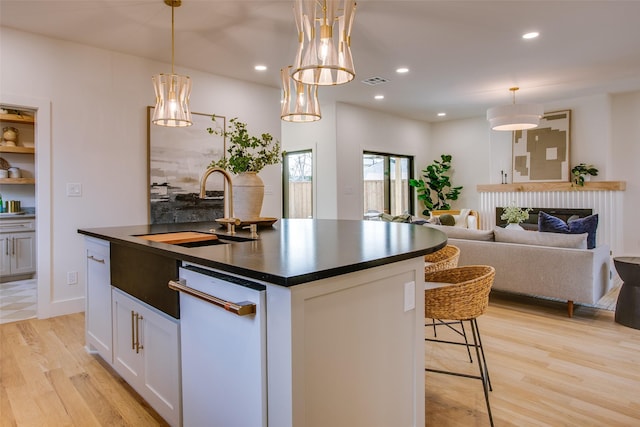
[3,0,640,122]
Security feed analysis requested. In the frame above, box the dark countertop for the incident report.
[78,219,447,287]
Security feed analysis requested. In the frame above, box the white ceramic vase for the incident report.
[232,172,264,220]
[506,223,524,230]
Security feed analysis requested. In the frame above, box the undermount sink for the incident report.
[135,231,254,248]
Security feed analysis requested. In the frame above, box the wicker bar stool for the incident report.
[424,244,460,274]
[424,265,496,427]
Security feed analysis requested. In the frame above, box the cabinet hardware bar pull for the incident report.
[11,237,15,256]
[135,314,143,353]
[131,310,136,350]
[168,279,256,316]
[4,239,7,256]
[87,255,105,263]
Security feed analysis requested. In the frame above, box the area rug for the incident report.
[594,274,622,311]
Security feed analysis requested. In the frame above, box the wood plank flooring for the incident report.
[426,293,640,426]
[1,294,639,426]
[0,313,168,427]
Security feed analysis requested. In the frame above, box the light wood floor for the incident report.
[1,295,639,426]
[426,293,640,426]
[0,313,168,427]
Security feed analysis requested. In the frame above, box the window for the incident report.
[363,152,413,217]
[283,150,313,218]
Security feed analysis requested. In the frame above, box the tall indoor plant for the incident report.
[409,154,463,216]
[207,116,280,219]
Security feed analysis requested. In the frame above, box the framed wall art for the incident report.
[512,110,571,183]
[147,107,227,224]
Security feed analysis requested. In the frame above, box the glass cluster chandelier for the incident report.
[486,87,543,131]
[281,0,357,122]
[152,0,192,127]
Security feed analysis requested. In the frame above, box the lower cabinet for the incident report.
[112,288,181,427]
[0,232,36,277]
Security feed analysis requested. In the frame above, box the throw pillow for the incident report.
[380,213,412,223]
[568,214,598,249]
[538,211,598,249]
[453,208,471,228]
[439,214,456,226]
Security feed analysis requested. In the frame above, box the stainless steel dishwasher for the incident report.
[169,264,267,427]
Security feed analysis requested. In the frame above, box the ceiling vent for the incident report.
[361,76,390,86]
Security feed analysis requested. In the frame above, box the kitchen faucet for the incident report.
[199,167,234,219]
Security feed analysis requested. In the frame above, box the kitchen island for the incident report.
[78,219,446,427]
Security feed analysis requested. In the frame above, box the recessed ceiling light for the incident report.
[254,65,267,71]
[374,95,385,100]
[522,32,539,39]
[396,67,409,74]
[437,112,446,117]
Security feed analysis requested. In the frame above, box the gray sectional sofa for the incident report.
[424,224,612,316]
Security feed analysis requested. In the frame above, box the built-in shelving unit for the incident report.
[0,111,35,185]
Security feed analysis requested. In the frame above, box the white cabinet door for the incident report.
[0,231,36,276]
[112,289,144,387]
[11,232,36,274]
[138,299,181,427]
[0,234,10,276]
[85,238,112,362]
[112,288,181,427]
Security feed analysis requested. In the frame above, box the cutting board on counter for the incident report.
[138,231,219,245]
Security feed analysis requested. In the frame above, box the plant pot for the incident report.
[232,172,264,220]
[505,223,524,230]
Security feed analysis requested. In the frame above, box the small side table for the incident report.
[613,257,640,329]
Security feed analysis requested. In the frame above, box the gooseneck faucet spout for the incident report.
[199,167,234,219]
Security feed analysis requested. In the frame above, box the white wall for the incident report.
[431,92,640,255]
[282,103,338,219]
[335,103,431,220]
[612,90,640,255]
[1,28,281,317]
[428,117,492,211]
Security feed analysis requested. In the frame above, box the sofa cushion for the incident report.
[494,226,588,249]
[538,211,598,249]
[453,208,471,227]
[425,224,494,241]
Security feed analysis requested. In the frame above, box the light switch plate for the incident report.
[67,183,82,197]
[404,281,415,312]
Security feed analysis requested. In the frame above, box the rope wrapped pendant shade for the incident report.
[291,0,356,86]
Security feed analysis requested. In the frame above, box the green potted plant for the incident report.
[571,163,598,186]
[501,202,532,230]
[409,154,463,216]
[207,116,280,174]
[207,116,281,220]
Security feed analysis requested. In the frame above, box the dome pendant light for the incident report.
[487,87,543,131]
[291,0,356,86]
[152,0,192,127]
[281,65,321,122]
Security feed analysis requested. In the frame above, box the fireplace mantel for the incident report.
[477,181,626,193]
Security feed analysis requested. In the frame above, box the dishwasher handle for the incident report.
[168,279,257,316]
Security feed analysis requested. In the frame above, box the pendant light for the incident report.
[486,87,543,131]
[281,66,321,122]
[152,0,192,127]
[291,0,356,86]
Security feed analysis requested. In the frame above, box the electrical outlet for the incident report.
[67,271,78,285]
